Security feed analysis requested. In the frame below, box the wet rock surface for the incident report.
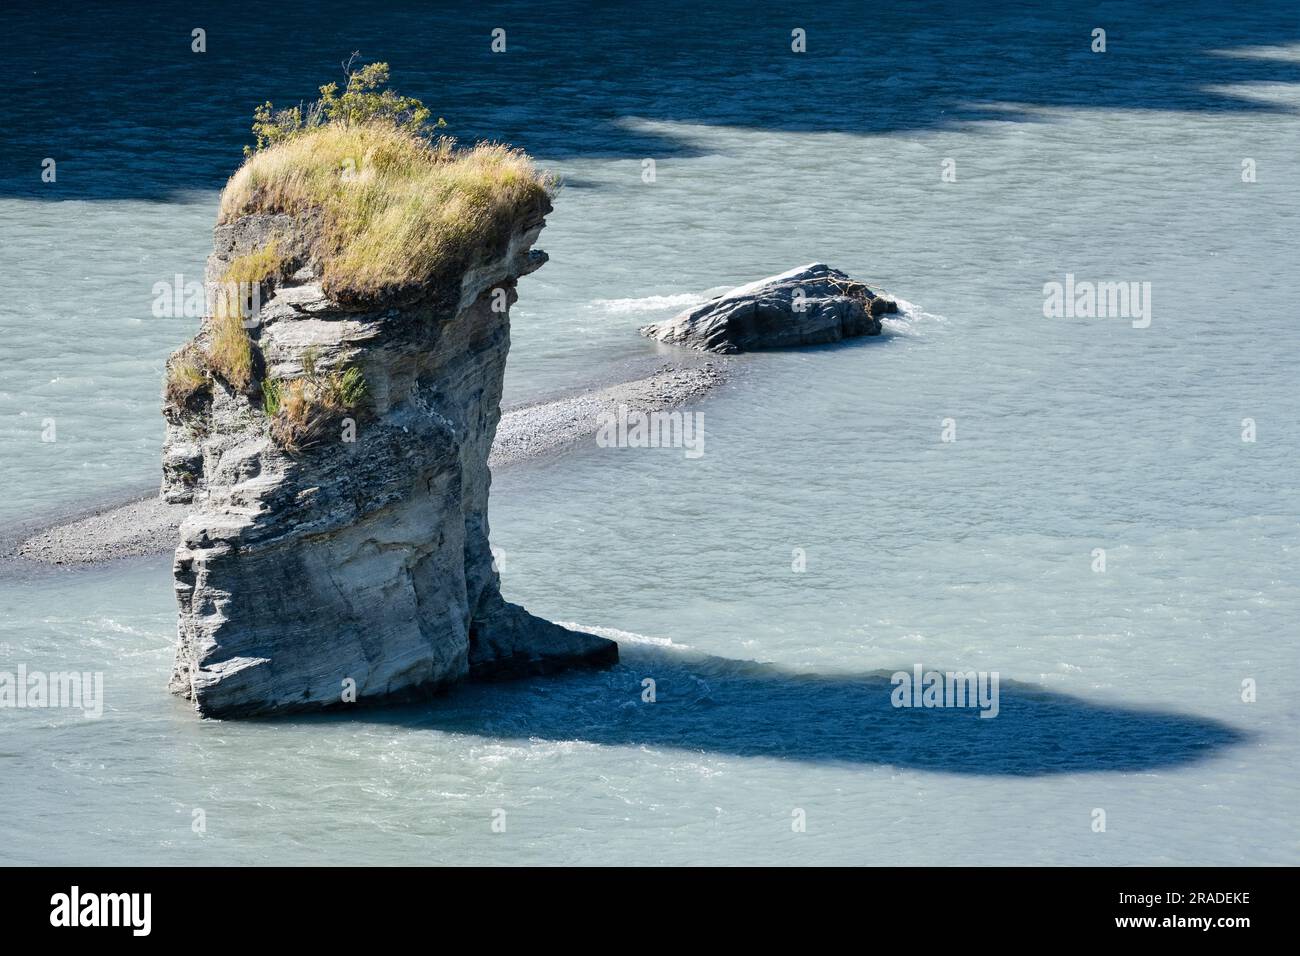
[640,262,898,353]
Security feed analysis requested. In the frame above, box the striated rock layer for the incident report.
[162,197,616,718]
[640,262,898,353]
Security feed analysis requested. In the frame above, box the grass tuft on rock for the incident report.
[261,377,282,417]
[206,241,282,393]
[207,296,255,392]
[164,345,211,409]
[224,240,283,288]
[266,364,368,452]
[219,123,553,302]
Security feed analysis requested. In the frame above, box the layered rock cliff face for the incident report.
[162,193,616,718]
[640,263,898,353]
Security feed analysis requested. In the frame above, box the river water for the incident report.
[1,1,1297,864]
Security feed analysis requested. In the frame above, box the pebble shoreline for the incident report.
[7,361,726,567]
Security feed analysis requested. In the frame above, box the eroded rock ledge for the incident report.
[163,194,617,718]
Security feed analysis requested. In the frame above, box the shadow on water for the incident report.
[275,645,1248,776]
[6,0,1300,200]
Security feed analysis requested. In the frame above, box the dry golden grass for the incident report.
[218,124,552,300]
[206,241,282,392]
[265,364,367,452]
[224,240,283,287]
[164,346,210,408]
[208,298,254,392]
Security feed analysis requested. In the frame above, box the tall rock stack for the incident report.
[161,166,615,718]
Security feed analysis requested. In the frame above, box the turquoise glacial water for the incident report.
[1,3,1298,864]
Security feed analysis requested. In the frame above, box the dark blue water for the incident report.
[7,0,1300,200]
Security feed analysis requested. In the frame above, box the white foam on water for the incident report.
[587,292,709,313]
[555,622,691,651]
[887,296,946,327]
